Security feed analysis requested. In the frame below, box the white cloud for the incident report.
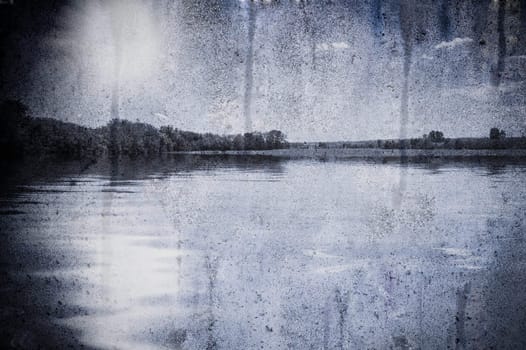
[331,41,349,49]
[421,54,434,60]
[434,37,473,50]
[315,43,330,51]
[315,41,350,51]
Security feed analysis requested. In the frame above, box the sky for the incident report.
[0,0,525,141]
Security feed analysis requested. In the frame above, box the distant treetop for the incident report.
[428,130,445,142]
[490,127,506,140]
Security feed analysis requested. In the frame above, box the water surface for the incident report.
[1,156,525,349]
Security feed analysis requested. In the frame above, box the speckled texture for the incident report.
[1,1,525,140]
[1,157,526,349]
[1,1,526,349]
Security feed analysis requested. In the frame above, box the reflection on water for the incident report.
[1,156,526,349]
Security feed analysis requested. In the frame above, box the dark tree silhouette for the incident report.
[428,130,445,142]
[490,128,506,140]
[0,100,289,159]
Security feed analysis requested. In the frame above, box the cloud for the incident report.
[316,41,350,51]
[315,43,330,51]
[331,42,349,49]
[434,37,473,50]
[421,54,434,60]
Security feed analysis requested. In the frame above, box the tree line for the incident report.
[331,129,525,150]
[2,100,524,159]
[0,100,288,159]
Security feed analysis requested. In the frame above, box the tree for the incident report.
[0,99,289,157]
[265,130,286,149]
[490,128,501,139]
[233,134,244,150]
[490,128,506,140]
[428,130,444,142]
[251,132,265,150]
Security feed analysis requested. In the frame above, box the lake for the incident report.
[1,156,525,349]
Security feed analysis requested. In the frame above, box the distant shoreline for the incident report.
[172,148,526,160]
[2,100,526,161]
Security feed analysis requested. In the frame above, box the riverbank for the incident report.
[172,148,526,160]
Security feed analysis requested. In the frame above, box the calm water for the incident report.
[1,156,525,349]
